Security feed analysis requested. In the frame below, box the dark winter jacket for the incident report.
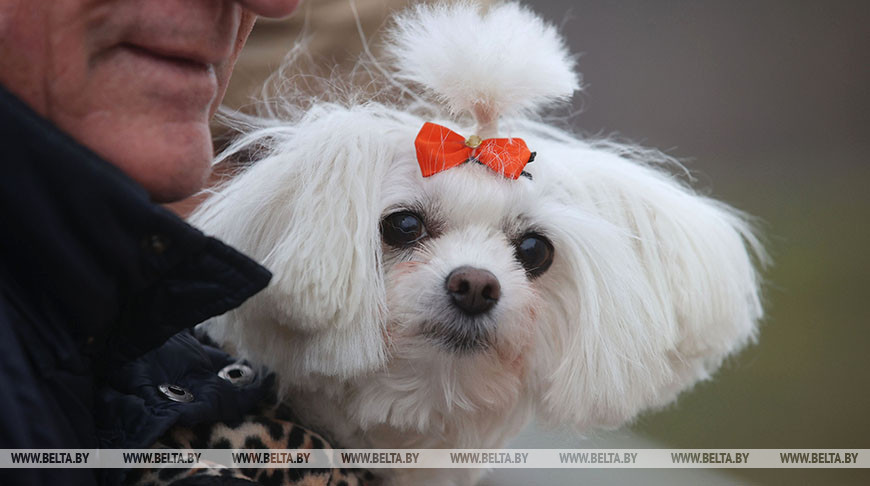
[0,84,274,485]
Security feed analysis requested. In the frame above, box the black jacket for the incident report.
[0,85,273,485]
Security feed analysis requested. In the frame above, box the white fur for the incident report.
[191,2,765,484]
[385,1,579,136]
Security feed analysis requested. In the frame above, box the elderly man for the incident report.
[0,1,300,485]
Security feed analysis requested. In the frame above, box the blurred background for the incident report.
[195,0,870,484]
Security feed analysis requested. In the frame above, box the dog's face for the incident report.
[193,109,764,437]
[380,161,544,356]
[350,159,549,434]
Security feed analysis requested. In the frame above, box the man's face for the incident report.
[0,0,299,202]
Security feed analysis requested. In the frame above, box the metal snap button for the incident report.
[218,363,255,386]
[144,234,170,254]
[158,383,194,403]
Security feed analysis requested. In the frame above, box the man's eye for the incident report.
[381,211,427,247]
[515,233,554,278]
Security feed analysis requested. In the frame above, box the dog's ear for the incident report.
[528,142,765,430]
[191,107,403,378]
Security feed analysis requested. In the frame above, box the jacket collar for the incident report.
[0,84,271,370]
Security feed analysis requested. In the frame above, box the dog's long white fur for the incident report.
[191,3,765,484]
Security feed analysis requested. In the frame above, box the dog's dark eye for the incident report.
[381,211,427,247]
[515,233,554,278]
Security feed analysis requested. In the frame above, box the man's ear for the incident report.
[191,107,404,378]
[528,144,765,430]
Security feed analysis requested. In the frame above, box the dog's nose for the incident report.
[446,266,501,315]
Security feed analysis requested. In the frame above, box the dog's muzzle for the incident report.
[420,266,501,353]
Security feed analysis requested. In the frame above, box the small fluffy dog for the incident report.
[192,2,765,484]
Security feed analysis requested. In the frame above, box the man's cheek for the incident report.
[210,11,257,118]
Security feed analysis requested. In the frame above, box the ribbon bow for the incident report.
[414,122,533,180]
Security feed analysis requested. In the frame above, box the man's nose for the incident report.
[236,0,300,18]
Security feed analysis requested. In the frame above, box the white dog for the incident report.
[192,2,765,484]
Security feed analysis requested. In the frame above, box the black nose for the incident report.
[446,266,501,315]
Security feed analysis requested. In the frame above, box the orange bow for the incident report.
[414,122,533,180]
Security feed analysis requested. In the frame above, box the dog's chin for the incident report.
[419,315,495,354]
[348,326,530,438]
[387,302,534,374]
[339,307,531,438]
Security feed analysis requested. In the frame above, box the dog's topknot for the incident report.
[385,1,580,137]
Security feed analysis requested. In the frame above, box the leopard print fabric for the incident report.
[123,405,375,486]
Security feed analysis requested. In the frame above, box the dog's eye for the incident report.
[381,211,427,247]
[515,233,554,278]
